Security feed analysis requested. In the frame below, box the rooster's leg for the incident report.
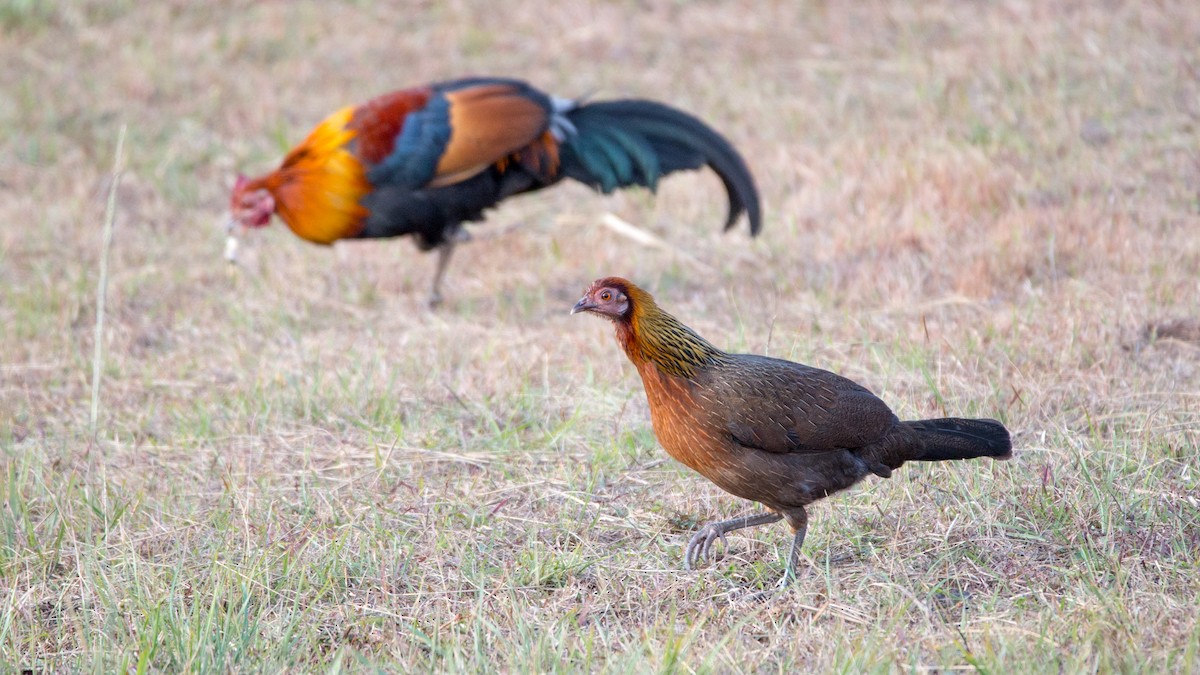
[428,242,456,308]
[428,229,472,307]
[684,512,783,570]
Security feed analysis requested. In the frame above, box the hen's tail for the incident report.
[904,418,1013,462]
[558,99,761,234]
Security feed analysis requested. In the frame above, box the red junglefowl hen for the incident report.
[572,277,1012,580]
[227,77,761,305]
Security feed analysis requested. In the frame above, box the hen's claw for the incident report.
[680,512,784,570]
[684,524,728,570]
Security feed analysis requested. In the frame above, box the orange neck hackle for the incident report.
[240,106,371,244]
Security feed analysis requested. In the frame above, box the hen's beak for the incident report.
[571,296,595,315]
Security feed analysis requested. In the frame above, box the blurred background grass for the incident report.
[1,1,1198,671]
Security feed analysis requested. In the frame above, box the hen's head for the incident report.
[571,277,639,322]
[572,277,720,373]
[228,174,275,228]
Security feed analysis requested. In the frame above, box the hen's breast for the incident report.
[638,364,722,468]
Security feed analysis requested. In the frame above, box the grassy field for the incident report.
[3,0,1199,671]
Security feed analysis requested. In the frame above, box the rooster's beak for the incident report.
[571,297,595,315]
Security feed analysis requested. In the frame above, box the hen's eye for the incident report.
[599,290,612,301]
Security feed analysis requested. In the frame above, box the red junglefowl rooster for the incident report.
[227,77,761,305]
[572,277,1012,581]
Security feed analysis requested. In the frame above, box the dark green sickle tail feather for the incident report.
[559,100,762,234]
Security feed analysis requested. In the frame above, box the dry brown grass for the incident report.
[2,0,1199,671]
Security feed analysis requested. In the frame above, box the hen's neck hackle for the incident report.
[615,283,727,379]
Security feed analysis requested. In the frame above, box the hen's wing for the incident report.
[708,354,899,454]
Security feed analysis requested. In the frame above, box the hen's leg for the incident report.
[684,512,783,570]
[782,507,809,583]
